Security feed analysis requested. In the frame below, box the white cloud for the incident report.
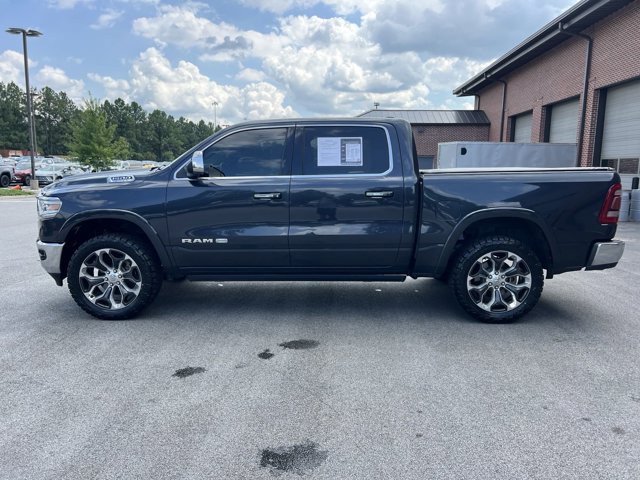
[87,73,131,100]
[89,48,296,124]
[239,0,444,16]
[34,66,86,103]
[261,16,440,114]
[236,68,266,82]
[1,50,86,103]
[361,0,570,58]
[131,7,457,115]
[91,9,124,30]
[238,0,319,15]
[133,4,288,60]
[48,0,93,9]
[0,50,31,85]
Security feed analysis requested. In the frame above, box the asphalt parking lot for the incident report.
[1,197,639,479]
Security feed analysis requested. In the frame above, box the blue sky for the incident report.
[1,0,574,125]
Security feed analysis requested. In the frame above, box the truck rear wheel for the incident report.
[449,235,543,323]
[67,233,162,320]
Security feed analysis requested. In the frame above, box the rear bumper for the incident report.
[37,240,65,285]
[586,240,625,270]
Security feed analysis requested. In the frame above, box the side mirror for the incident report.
[188,150,205,178]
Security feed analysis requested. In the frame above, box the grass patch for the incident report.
[0,188,35,196]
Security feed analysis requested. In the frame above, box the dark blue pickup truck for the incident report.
[36,118,624,322]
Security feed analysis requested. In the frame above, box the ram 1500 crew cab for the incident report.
[36,118,624,322]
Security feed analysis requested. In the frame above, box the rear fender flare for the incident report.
[435,208,558,275]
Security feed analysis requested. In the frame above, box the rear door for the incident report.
[289,123,405,270]
[166,125,293,271]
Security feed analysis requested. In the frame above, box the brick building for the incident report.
[454,0,640,185]
[358,109,490,168]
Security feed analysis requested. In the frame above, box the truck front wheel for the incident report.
[67,234,163,320]
[449,235,543,323]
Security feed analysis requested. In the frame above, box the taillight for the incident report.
[598,183,622,224]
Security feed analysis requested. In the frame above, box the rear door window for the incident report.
[299,126,391,175]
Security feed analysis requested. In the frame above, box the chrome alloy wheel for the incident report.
[78,248,142,310]
[466,250,532,313]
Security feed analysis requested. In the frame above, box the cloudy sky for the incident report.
[1,0,575,125]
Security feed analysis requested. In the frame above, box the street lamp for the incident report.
[6,27,42,190]
[213,101,219,132]
[30,91,40,158]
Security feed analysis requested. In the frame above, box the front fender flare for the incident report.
[60,209,173,270]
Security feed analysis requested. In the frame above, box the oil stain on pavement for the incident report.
[278,340,320,350]
[258,349,275,360]
[172,366,206,378]
[260,441,328,476]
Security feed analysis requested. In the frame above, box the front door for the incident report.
[166,126,293,272]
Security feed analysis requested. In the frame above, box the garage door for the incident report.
[549,98,579,143]
[600,80,640,188]
[513,112,532,143]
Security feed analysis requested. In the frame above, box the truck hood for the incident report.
[43,168,158,193]
[60,169,153,184]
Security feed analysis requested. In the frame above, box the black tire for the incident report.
[449,235,543,323]
[67,233,163,320]
[24,175,31,186]
[0,173,10,188]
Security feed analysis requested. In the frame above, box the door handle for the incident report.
[365,190,394,198]
[253,192,282,200]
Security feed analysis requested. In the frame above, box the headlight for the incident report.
[37,196,62,218]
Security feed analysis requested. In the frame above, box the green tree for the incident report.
[145,109,182,161]
[68,97,129,170]
[0,82,29,150]
[103,98,149,158]
[34,87,78,155]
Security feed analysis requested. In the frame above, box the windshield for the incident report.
[16,161,31,170]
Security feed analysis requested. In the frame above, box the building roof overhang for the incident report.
[357,109,490,124]
[453,0,634,96]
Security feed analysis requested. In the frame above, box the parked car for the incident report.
[36,118,624,322]
[1,163,14,188]
[13,159,43,186]
[36,163,84,185]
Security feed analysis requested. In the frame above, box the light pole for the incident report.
[6,27,42,189]
[30,91,40,158]
[213,101,219,132]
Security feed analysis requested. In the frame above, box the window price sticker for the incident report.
[317,137,363,166]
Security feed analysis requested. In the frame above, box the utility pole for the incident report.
[6,27,42,189]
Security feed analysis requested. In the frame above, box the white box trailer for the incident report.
[436,142,577,169]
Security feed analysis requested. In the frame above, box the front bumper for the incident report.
[586,240,625,270]
[37,240,65,285]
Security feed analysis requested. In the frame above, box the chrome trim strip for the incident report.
[588,240,625,266]
[172,123,394,181]
[173,125,295,180]
[37,240,64,274]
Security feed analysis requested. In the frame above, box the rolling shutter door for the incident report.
[601,80,640,159]
[549,99,579,143]
[513,112,532,143]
